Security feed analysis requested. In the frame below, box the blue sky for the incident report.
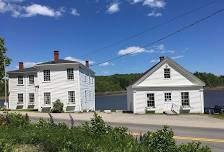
[1,0,224,76]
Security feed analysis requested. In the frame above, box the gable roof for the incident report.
[129,57,205,88]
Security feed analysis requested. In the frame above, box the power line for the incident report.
[91,8,224,67]
[80,0,218,59]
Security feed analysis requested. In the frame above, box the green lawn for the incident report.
[210,114,224,120]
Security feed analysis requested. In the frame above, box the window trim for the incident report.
[18,93,23,103]
[44,92,51,105]
[29,93,35,103]
[18,75,23,84]
[164,68,171,79]
[67,68,74,80]
[164,92,172,102]
[181,92,190,107]
[43,70,50,82]
[147,93,155,108]
[68,91,75,104]
[29,75,34,84]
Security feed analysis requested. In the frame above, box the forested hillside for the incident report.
[95,72,224,92]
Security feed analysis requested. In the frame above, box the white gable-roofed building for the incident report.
[8,51,95,112]
[127,56,205,114]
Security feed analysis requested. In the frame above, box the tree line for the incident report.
[96,72,224,92]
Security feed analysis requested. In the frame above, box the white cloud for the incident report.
[0,0,64,17]
[99,62,113,67]
[22,4,63,17]
[155,44,165,51]
[150,59,160,63]
[131,0,166,8]
[64,56,95,65]
[171,55,184,59]
[153,44,175,54]
[71,8,80,16]
[118,46,147,56]
[107,2,119,14]
[147,10,162,17]
[117,44,174,56]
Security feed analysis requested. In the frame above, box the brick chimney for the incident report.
[19,62,24,70]
[54,51,59,61]
[160,56,165,62]
[85,60,89,67]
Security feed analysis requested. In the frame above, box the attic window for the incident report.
[164,68,170,78]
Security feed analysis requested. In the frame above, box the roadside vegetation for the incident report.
[210,114,224,120]
[0,112,211,152]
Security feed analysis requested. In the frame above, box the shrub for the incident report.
[4,113,30,127]
[51,99,64,113]
[0,113,212,152]
[140,126,177,152]
[178,142,211,152]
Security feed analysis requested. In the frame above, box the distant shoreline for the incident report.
[96,87,224,96]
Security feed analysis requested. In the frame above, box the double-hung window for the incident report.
[29,75,34,84]
[43,70,50,81]
[68,91,75,103]
[18,94,23,103]
[18,76,23,84]
[29,93,35,103]
[164,68,171,78]
[181,92,190,106]
[67,68,74,80]
[44,92,51,105]
[147,93,155,108]
[164,93,172,102]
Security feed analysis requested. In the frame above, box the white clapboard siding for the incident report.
[9,75,37,109]
[138,63,195,87]
[8,63,95,112]
[79,69,95,111]
[132,88,204,114]
[127,57,205,114]
[37,65,81,111]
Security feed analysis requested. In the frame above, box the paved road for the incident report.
[30,116,224,152]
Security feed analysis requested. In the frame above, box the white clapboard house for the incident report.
[8,51,95,112]
[127,56,205,114]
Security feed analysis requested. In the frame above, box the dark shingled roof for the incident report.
[7,67,37,74]
[36,59,80,65]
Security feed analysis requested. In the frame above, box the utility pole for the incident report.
[3,59,8,109]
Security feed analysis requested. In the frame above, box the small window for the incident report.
[164,68,171,78]
[29,75,34,84]
[18,94,23,103]
[147,93,155,108]
[164,93,172,102]
[44,92,51,105]
[29,93,35,103]
[68,91,75,103]
[18,76,23,84]
[43,70,50,81]
[181,92,190,106]
[67,68,74,80]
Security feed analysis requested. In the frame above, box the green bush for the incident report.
[4,113,30,127]
[140,126,176,152]
[0,113,211,152]
[51,99,64,113]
